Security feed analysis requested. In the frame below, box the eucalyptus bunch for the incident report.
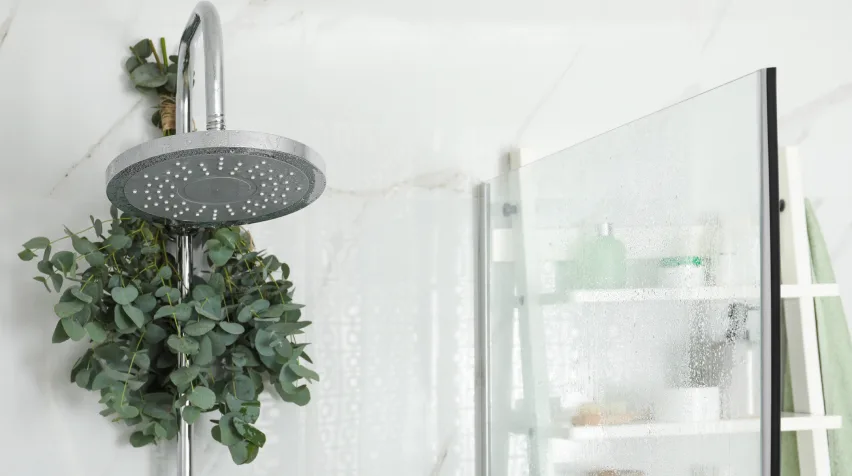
[125,38,179,136]
[17,208,318,465]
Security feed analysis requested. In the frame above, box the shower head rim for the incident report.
[105,130,325,228]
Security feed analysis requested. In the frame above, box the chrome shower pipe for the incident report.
[176,0,225,133]
[175,3,226,476]
[177,235,193,476]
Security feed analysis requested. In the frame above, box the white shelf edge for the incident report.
[536,284,839,305]
[781,283,840,298]
[511,413,841,440]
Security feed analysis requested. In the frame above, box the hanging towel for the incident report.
[780,199,852,475]
[805,199,852,474]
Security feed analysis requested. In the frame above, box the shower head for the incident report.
[105,1,325,228]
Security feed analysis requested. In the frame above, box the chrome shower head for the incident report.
[105,2,325,228]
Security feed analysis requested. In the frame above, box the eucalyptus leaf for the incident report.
[184,319,217,337]
[70,287,92,303]
[218,413,241,446]
[117,405,140,419]
[195,300,223,321]
[91,372,114,391]
[85,251,106,267]
[192,285,217,301]
[33,276,51,292]
[254,329,279,357]
[54,301,84,318]
[132,39,153,58]
[85,321,107,343]
[219,321,245,335]
[261,304,285,318]
[135,294,157,313]
[168,365,199,386]
[239,401,261,424]
[194,335,214,366]
[111,286,139,305]
[279,385,310,406]
[188,386,216,410]
[23,237,50,249]
[92,217,103,237]
[130,431,154,447]
[145,323,168,344]
[233,375,256,400]
[230,441,259,465]
[51,251,75,274]
[233,419,266,447]
[157,266,172,280]
[154,303,192,321]
[182,405,201,424]
[289,362,320,381]
[238,299,269,323]
[123,305,145,328]
[225,393,242,413]
[134,352,151,370]
[208,331,226,357]
[167,335,199,355]
[214,228,240,248]
[105,234,131,250]
[18,249,36,261]
[267,321,310,336]
[125,56,142,73]
[155,286,180,303]
[71,235,96,254]
[115,305,133,330]
[50,273,63,292]
[51,320,69,343]
[207,239,234,266]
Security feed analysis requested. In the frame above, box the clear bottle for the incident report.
[578,222,627,289]
[720,303,760,419]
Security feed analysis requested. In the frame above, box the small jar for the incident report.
[658,256,706,288]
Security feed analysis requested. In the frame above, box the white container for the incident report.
[654,387,720,422]
[658,257,706,288]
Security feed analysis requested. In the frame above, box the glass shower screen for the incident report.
[477,69,779,476]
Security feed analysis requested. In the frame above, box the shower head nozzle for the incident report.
[106,131,325,227]
[105,1,325,228]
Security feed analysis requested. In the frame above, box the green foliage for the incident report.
[125,37,177,136]
[18,210,317,465]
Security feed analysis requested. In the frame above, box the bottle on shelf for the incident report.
[718,302,760,419]
[578,222,627,289]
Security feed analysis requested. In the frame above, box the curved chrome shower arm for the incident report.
[176,1,225,133]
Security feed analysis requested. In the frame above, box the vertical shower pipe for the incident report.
[175,3,225,476]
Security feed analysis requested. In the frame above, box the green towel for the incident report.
[781,199,852,474]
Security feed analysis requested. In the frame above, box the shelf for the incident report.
[514,413,841,440]
[537,284,839,304]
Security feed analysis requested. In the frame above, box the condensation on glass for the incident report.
[481,70,776,476]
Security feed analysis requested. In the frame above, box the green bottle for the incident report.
[579,222,627,289]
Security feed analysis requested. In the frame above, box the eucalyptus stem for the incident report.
[160,37,168,68]
[149,39,162,70]
[119,330,147,406]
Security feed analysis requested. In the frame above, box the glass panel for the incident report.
[487,71,770,476]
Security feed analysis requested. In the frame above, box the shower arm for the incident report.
[176,1,225,133]
[174,4,226,476]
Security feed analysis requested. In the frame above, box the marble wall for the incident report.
[1,0,850,475]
